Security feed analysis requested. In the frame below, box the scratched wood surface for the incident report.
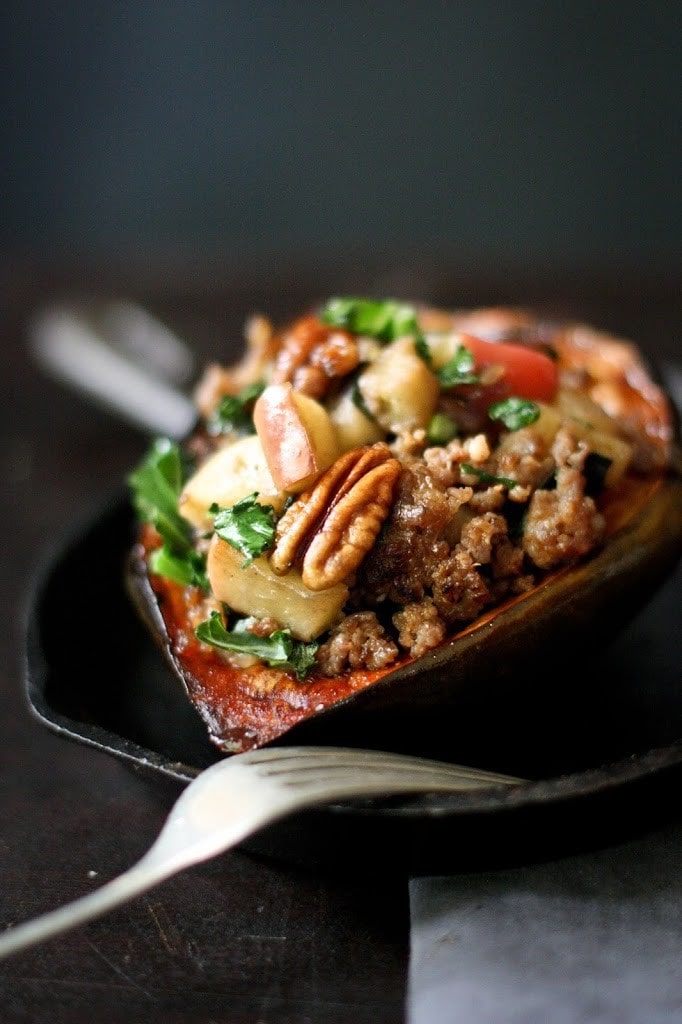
[0,255,679,1024]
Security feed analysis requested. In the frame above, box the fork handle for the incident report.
[29,306,196,438]
[0,857,171,960]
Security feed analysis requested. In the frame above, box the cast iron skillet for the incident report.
[25,491,682,873]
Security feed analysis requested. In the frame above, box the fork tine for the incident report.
[244,747,492,779]
[240,746,526,786]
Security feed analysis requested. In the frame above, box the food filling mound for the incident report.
[128,298,675,751]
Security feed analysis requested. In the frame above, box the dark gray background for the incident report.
[2,2,680,274]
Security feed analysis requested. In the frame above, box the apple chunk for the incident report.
[253,383,340,493]
[207,535,348,641]
[179,434,285,530]
[357,337,440,432]
[327,384,385,451]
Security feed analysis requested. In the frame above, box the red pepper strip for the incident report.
[461,333,559,402]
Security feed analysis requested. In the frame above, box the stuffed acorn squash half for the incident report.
[127,299,682,753]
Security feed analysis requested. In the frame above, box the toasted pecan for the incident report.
[272,314,360,398]
[270,443,401,590]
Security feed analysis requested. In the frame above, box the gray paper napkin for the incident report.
[408,824,682,1024]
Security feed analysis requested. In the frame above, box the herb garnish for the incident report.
[129,438,208,589]
[436,344,479,387]
[488,396,541,431]
[351,381,379,422]
[129,438,189,550]
[149,546,209,589]
[426,412,458,445]
[460,464,518,489]
[208,381,265,435]
[211,493,277,566]
[196,612,319,680]
[414,335,433,366]
[320,297,423,345]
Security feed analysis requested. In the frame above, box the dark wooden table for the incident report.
[0,254,679,1024]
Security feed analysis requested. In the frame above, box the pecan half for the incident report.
[270,443,401,590]
[272,314,360,399]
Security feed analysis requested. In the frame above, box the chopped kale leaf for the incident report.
[426,412,458,445]
[150,546,209,590]
[320,297,423,345]
[129,438,191,551]
[460,463,518,489]
[414,335,433,365]
[195,612,319,680]
[129,438,208,589]
[211,493,277,566]
[488,396,541,431]
[351,381,379,422]
[436,345,479,387]
[208,380,265,435]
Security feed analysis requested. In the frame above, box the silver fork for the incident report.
[0,745,524,959]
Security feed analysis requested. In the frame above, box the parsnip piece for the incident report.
[207,535,348,641]
[254,383,340,493]
[578,429,633,486]
[357,338,440,432]
[327,386,385,451]
[557,389,624,435]
[179,435,284,530]
[557,389,633,485]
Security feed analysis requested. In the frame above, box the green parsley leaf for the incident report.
[129,438,209,589]
[488,396,541,431]
[460,464,518,489]
[426,412,458,445]
[320,297,422,345]
[208,380,265,435]
[150,545,209,590]
[414,335,433,366]
[195,613,319,680]
[211,493,277,566]
[351,382,379,422]
[284,637,321,679]
[436,345,479,387]
[128,438,192,553]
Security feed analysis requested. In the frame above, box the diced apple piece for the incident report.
[207,535,348,641]
[357,338,440,432]
[253,383,340,493]
[327,385,385,451]
[179,435,285,530]
[423,331,460,369]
